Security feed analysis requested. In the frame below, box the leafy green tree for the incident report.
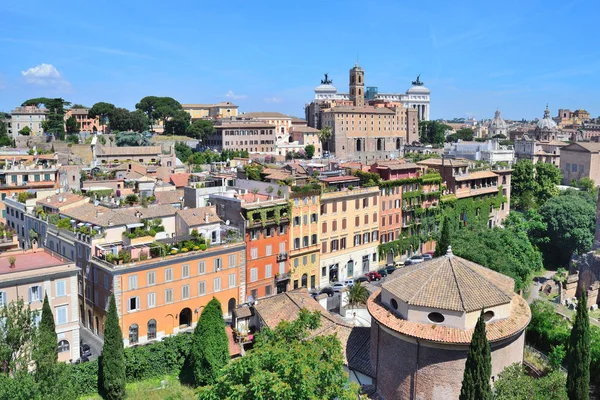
[419,120,451,145]
[535,193,595,267]
[129,110,149,133]
[434,215,451,257]
[0,298,38,373]
[108,107,133,132]
[186,119,215,140]
[23,98,70,137]
[511,159,537,209]
[548,344,566,371]
[33,294,57,383]
[66,134,80,144]
[174,142,193,162]
[304,144,315,159]
[153,97,183,128]
[244,164,263,181]
[347,283,369,309]
[318,126,332,151]
[89,102,116,134]
[164,109,190,136]
[576,177,598,197]
[197,309,359,400]
[189,297,229,385]
[100,294,125,400]
[115,131,151,147]
[70,103,87,109]
[566,291,591,400]
[125,194,138,205]
[493,363,567,400]
[19,126,31,136]
[535,162,561,205]
[65,115,80,134]
[459,311,492,400]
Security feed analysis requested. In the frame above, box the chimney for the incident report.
[205,214,209,224]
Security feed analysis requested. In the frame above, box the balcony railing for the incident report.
[276,252,288,262]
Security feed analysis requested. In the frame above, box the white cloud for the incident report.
[264,97,282,103]
[225,90,247,100]
[21,63,70,88]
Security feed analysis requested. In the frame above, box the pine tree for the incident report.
[566,290,591,400]
[33,293,57,383]
[101,294,125,400]
[189,297,230,385]
[460,310,492,400]
[434,215,451,257]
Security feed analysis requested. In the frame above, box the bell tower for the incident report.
[349,63,365,107]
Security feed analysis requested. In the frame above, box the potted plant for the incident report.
[8,256,15,268]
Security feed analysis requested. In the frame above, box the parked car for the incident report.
[320,287,335,297]
[332,282,346,292]
[394,261,405,267]
[355,276,369,284]
[407,255,424,264]
[80,343,92,358]
[385,265,397,275]
[365,271,382,281]
[377,268,388,277]
[74,356,89,364]
[343,279,355,287]
[422,253,433,261]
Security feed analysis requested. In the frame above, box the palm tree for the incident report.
[318,126,332,152]
[347,283,369,310]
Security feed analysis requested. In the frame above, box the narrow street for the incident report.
[79,324,104,361]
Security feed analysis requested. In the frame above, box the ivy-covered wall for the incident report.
[246,203,292,228]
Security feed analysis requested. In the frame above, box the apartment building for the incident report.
[182,102,238,120]
[289,190,320,290]
[0,154,60,223]
[0,249,80,362]
[418,158,512,227]
[559,142,600,186]
[319,182,379,286]
[64,108,101,133]
[238,112,293,143]
[206,122,277,154]
[10,105,47,138]
[291,125,322,158]
[91,241,245,345]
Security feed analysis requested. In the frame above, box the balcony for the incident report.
[276,252,288,262]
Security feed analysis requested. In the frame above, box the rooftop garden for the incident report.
[124,218,164,239]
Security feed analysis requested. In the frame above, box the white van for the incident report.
[344,279,355,287]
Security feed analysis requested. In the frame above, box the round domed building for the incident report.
[368,247,530,400]
[489,109,508,138]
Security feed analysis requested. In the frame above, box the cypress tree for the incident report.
[101,294,125,400]
[33,293,57,382]
[460,310,492,400]
[189,297,230,385]
[566,290,591,400]
[434,215,451,257]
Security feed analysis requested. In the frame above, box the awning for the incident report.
[77,222,85,227]
[126,223,144,229]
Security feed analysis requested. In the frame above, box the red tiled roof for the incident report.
[169,173,190,188]
[0,249,69,275]
[319,176,360,183]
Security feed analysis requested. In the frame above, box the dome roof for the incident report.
[382,248,514,312]
[314,83,338,93]
[537,105,557,130]
[489,109,507,129]
[407,85,431,94]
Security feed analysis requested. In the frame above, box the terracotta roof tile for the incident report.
[176,206,221,227]
[169,173,190,188]
[155,190,183,205]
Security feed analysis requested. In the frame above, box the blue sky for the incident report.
[0,0,597,120]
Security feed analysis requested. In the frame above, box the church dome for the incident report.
[489,109,507,129]
[537,105,557,130]
[314,83,337,94]
[407,84,431,94]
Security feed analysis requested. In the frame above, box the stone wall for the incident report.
[371,322,525,400]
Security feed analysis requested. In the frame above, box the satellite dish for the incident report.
[226,220,230,226]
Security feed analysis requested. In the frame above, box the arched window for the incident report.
[58,340,70,353]
[358,75,362,84]
[356,139,362,152]
[129,324,139,344]
[147,319,157,340]
[377,138,383,151]
[301,274,308,288]
[396,138,401,150]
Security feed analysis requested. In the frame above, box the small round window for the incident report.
[390,298,398,310]
[483,311,495,322]
[428,312,445,323]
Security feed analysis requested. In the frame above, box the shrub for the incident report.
[199,244,207,251]
[182,248,189,252]
[193,246,200,250]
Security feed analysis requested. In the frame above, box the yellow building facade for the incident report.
[289,190,321,290]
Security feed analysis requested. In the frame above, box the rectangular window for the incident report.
[182,264,190,278]
[322,266,327,279]
[104,275,109,289]
[165,268,173,282]
[332,202,337,213]
[372,230,379,241]
[340,237,346,249]
[265,264,272,278]
[322,222,327,233]
[566,163,571,172]
[251,268,258,282]
[355,216,360,227]
[228,255,236,268]
[303,236,309,247]
[311,213,317,223]
[56,280,66,297]
[311,254,316,263]
[294,258,299,267]
[214,257,222,271]
[294,238,300,249]
[147,272,155,286]
[363,232,370,244]
[363,198,368,208]
[214,277,221,292]
[372,253,377,262]
[320,204,326,215]
[311,234,317,245]
[572,164,577,172]
[331,239,339,251]
[279,262,285,275]
[128,297,140,311]
[198,281,206,295]
[128,275,138,290]
[354,235,361,246]
[28,285,42,303]
[322,241,327,253]
[355,199,360,209]
[303,215,308,225]
[342,201,347,212]
[56,305,68,325]
[0,292,5,307]
[294,216,300,226]
[229,273,236,288]
[182,285,190,299]
[198,261,206,274]
[165,289,173,303]
[147,292,156,308]
[251,247,258,259]
[265,245,272,256]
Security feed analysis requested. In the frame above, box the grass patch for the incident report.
[79,375,195,400]
[524,347,550,374]
[153,135,193,142]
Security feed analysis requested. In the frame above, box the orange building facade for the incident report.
[242,199,291,299]
[91,243,245,345]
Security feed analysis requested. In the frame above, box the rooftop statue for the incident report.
[412,74,423,86]
[321,73,332,85]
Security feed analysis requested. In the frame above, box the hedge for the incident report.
[68,332,194,397]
